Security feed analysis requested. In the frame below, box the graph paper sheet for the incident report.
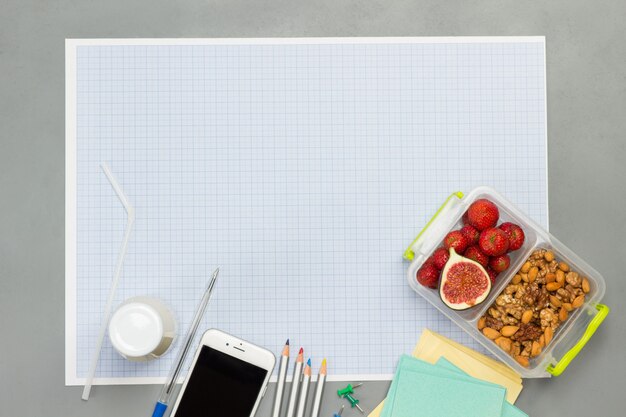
[65,37,548,385]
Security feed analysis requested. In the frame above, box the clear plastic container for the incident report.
[405,186,610,378]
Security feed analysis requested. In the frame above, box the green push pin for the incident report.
[345,393,364,414]
[337,382,363,397]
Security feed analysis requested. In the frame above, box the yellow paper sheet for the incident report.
[367,329,523,417]
[420,330,521,382]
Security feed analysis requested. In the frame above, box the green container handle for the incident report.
[403,191,464,261]
[546,303,610,377]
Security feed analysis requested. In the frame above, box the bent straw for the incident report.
[81,162,135,400]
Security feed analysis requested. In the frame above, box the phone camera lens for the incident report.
[226,343,229,346]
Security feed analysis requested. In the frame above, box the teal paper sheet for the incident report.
[381,355,528,417]
[436,358,528,417]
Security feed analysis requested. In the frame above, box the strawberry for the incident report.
[460,225,480,246]
[431,247,450,270]
[467,199,499,231]
[486,267,499,284]
[417,263,440,289]
[443,230,469,254]
[479,227,510,256]
[462,211,470,225]
[464,245,490,268]
[499,222,525,251]
[489,254,510,273]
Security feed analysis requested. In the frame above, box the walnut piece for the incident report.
[539,308,558,329]
[566,272,582,287]
[485,316,504,331]
[511,323,543,342]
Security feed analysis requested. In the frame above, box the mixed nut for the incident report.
[477,248,591,367]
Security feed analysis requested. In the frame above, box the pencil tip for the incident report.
[286,338,289,345]
[307,358,311,366]
[322,358,327,366]
[299,347,303,354]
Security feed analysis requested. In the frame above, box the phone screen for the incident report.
[173,345,268,417]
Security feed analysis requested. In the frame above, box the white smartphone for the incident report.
[169,329,276,417]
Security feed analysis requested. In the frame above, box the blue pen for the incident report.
[151,268,220,417]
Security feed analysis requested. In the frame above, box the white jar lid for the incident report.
[108,302,164,357]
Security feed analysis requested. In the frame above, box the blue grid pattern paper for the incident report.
[65,38,547,384]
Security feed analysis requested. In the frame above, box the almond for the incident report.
[546,282,562,292]
[528,267,539,283]
[559,307,568,322]
[521,261,531,273]
[521,310,533,324]
[478,317,486,330]
[546,273,556,283]
[562,302,573,312]
[572,294,585,308]
[483,327,501,340]
[544,327,553,345]
[556,270,566,285]
[544,251,555,262]
[582,278,590,294]
[515,355,529,367]
[511,274,522,284]
[501,326,520,337]
[549,295,562,308]
[496,337,512,353]
[559,262,570,272]
[531,341,542,357]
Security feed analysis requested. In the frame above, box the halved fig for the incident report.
[440,248,491,310]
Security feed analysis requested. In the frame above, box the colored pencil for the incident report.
[295,359,312,417]
[309,359,327,417]
[285,347,304,417]
[270,339,290,417]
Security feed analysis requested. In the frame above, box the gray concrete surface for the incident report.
[1,1,625,416]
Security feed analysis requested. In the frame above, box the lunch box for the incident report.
[404,186,609,378]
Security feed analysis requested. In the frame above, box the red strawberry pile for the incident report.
[416,198,525,289]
